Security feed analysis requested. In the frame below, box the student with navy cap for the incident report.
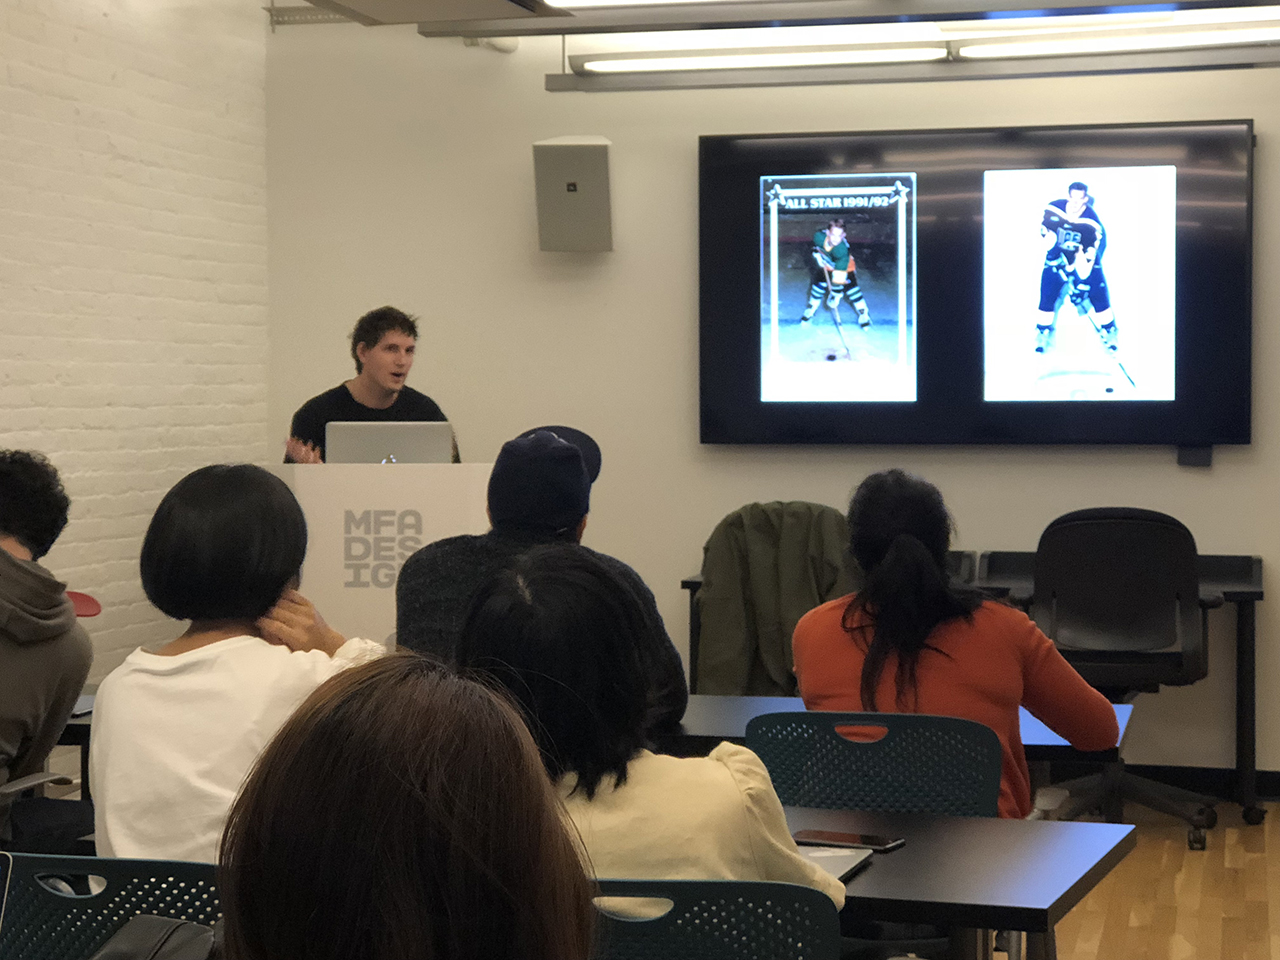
[396,426,687,734]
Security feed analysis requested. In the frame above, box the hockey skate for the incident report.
[1034,325,1055,354]
[856,306,871,329]
[1098,321,1119,352]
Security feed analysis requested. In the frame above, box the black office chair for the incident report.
[593,878,841,960]
[1030,507,1220,849]
[746,712,1002,817]
[746,711,1002,960]
[0,853,219,960]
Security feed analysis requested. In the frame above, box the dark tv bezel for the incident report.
[699,120,1253,447]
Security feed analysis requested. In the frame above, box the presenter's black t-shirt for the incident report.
[286,384,450,462]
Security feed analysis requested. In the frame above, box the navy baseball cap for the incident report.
[488,430,594,534]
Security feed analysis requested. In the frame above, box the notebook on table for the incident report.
[797,845,873,882]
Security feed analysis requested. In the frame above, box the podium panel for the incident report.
[276,464,492,644]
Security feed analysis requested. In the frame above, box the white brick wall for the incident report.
[0,0,269,676]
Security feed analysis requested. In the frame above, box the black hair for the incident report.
[1068,181,1089,195]
[0,450,70,560]
[455,544,649,799]
[350,306,419,373]
[842,469,983,711]
[141,464,307,622]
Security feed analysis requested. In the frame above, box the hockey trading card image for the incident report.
[983,166,1177,402]
[760,174,917,403]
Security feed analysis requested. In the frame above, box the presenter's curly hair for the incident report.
[350,305,419,372]
[219,654,595,960]
[0,450,71,560]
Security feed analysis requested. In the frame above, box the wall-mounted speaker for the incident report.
[532,136,612,252]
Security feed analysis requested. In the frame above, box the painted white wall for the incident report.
[267,24,1279,771]
[1,0,270,676]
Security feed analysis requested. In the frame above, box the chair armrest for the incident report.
[0,773,73,800]
[1199,590,1225,610]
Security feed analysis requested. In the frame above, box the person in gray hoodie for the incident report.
[0,450,93,846]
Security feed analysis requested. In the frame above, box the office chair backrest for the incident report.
[0,853,219,960]
[745,712,1002,817]
[593,878,841,960]
[1032,507,1201,657]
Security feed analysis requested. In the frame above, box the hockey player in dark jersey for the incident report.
[798,219,872,328]
[1035,182,1118,354]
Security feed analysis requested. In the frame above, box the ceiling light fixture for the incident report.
[574,44,949,73]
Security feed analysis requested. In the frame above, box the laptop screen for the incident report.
[325,422,454,464]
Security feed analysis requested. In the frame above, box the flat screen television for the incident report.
[699,121,1252,447]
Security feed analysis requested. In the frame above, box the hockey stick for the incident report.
[1068,289,1136,389]
[820,262,854,360]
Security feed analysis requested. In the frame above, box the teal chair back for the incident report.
[746,711,1002,817]
[0,853,219,960]
[593,878,841,960]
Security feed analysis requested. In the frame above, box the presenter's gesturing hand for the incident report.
[257,589,346,656]
[285,437,323,464]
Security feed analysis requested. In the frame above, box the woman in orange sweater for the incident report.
[791,469,1119,819]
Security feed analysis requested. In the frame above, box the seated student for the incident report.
[91,464,384,862]
[397,426,687,735]
[791,468,1120,819]
[0,450,93,849]
[455,544,845,907]
[219,654,594,960]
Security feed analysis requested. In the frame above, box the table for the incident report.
[656,694,1133,763]
[786,805,1136,959]
[976,551,1264,823]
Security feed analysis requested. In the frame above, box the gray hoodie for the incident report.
[0,547,93,835]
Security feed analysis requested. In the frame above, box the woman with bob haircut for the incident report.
[792,468,1119,818]
[455,543,845,907]
[219,654,595,960]
[91,463,383,862]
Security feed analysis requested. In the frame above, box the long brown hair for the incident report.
[218,654,594,960]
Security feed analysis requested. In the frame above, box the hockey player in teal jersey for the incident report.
[797,219,872,328]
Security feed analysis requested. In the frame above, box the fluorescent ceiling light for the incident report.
[578,46,948,72]
[959,25,1280,58]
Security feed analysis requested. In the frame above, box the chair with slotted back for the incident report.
[0,853,220,960]
[746,712,1002,817]
[1030,507,1219,849]
[746,712,1006,960]
[593,878,841,960]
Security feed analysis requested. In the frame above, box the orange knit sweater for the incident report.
[792,596,1119,819]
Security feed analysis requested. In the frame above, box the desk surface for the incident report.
[786,806,1136,932]
[976,552,1262,603]
[666,694,1132,763]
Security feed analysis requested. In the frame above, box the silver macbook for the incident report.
[325,422,454,464]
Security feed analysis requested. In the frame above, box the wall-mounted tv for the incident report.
[699,121,1252,447]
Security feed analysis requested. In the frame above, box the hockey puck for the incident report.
[826,353,837,361]
[1105,387,1114,393]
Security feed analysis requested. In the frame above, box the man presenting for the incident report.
[285,306,456,463]
[396,427,688,735]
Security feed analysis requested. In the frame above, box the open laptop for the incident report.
[325,422,454,464]
[796,845,873,883]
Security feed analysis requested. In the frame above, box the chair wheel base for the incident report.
[1243,805,1266,826]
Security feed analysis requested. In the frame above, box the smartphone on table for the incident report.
[792,828,906,854]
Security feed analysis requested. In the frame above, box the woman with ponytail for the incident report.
[791,469,1118,818]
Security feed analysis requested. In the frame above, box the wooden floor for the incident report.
[1052,802,1277,960]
